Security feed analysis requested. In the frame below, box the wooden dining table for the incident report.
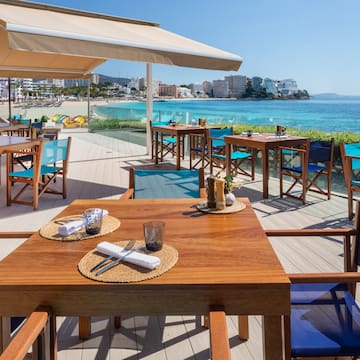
[0,198,290,359]
[152,124,208,169]
[0,124,30,136]
[224,133,309,198]
[0,136,39,154]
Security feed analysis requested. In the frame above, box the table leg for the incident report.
[225,143,231,176]
[155,131,159,165]
[176,134,181,170]
[262,149,269,198]
[263,315,284,360]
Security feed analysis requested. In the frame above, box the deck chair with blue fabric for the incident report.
[234,201,360,356]
[340,142,360,219]
[208,127,255,180]
[266,200,360,359]
[6,137,71,210]
[121,167,206,199]
[280,138,334,204]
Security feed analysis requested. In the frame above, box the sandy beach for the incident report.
[0,99,121,121]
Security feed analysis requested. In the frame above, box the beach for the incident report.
[0,99,121,121]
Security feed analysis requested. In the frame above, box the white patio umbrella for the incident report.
[0,0,243,150]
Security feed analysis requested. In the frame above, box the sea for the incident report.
[95,95,360,133]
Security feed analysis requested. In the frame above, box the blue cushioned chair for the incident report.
[150,120,184,161]
[121,167,206,199]
[6,137,71,209]
[280,138,334,204]
[208,128,255,180]
[340,142,360,219]
[259,200,360,359]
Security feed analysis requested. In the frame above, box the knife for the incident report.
[95,244,145,276]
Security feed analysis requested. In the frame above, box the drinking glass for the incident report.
[143,221,165,251]
[83,208,103,235]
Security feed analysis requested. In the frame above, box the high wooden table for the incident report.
[0,198,290,359]
[152,124,208,169]
[225,133,309,198]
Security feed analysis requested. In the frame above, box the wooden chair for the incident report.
[6,137,71,210]
[111,167,206,336]
[234,201,359,356]
[209,307,231,360]
[121,167,206,199]
[280,138,334,204]
[340,142,360,219]
[209,128,255,180]
[0,306,53,360]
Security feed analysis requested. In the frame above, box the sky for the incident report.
[31,0,360,95]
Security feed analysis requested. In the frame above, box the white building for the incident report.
[189,83,204,97]
[224,75,247,98]
[212,80,229,98]
[262,78,278,95]
[178,87,194,98]
[278,79,298,96]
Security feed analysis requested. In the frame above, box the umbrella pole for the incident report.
[146,63,153,155]
[7,77,11,120]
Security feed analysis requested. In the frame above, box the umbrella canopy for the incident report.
[0,0,242,79]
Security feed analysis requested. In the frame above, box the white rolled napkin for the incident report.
[266,135,288,139]
[58,220,84,237]
[96,241,161,270]
[58,209,109,236]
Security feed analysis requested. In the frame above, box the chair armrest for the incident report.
[119,189,134,200]
[0,232,35,238]
[0,306,52,360]
[346,154,360,160]
[209,307,231,360]
[265,228,355,237]
[289,272,360,283]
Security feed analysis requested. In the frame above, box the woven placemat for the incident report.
[39,215,120,241]
[195,200,246,214]
[78,240,178,283]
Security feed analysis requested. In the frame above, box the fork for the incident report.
[95,244,145,276]
[90,239,135,273]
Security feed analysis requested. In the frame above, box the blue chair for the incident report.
[340,142,360,219]
[263,200,360,359]
[280,139,334,204]
[150,120,183,161]
[6,137,71,209]
[208,128,255,180]
[121,167,206,199]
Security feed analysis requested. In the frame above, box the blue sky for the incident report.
[33,0,360,95]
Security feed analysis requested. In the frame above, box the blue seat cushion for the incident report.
[134,169,200,199]
[212,151,251,161]
[9,165,62,178]
[291,283,360,357]
[282,164,327,173]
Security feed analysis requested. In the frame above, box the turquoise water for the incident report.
[95,97,360,133]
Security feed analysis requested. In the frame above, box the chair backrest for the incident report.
[308,139,334,164]
[209,127,233,147]
[41,138,71,166]
[31,122,42,129]
[130,168,204,199]
[341,142,360,171]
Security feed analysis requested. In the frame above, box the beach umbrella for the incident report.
[0,0,242,150]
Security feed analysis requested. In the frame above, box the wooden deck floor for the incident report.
[0,129,355,359]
